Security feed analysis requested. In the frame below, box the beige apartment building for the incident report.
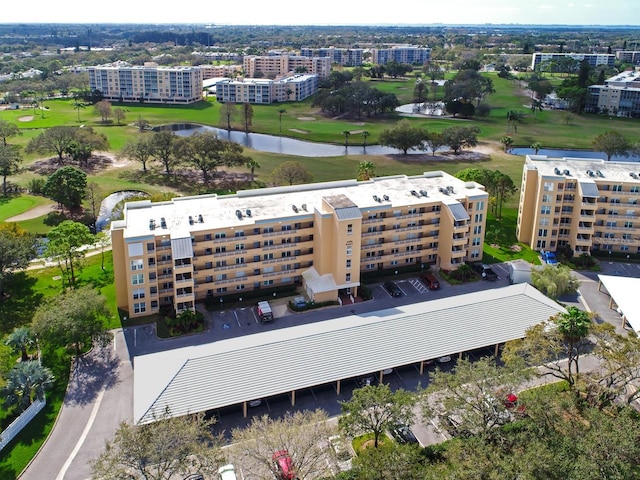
[517,155,640,257]
[243,55,331,79]
[111,172,488,318]
[88,62,203,104]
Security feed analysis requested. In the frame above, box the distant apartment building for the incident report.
[111,172,489,318]
[586,70,640,117]
[531,52,615,70]
[299,47,364,66]
[243,55,331,79]
[198,64,242,80]
[516,156,640,257]
[615,51,640,65]
[88,62,203,104]
[370,45,431,65]
[215,74,318,104]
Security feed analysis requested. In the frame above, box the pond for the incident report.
[155,123,425,157]
[96,190,150,232]
[509,147,640,162]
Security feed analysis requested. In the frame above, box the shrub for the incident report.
[28,177,46,195]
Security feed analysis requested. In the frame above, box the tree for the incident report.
[492,171,518,219]
[592,131,632,161]
[134,115,150,132]
[72,92,86,122]
[245,159,260,182]
[270,161,312,186]
[1,360,54,412]
[120,135,154,172]
[424,131,446,156]
[230,409,336,480]
[422,356,528,440]
[0,144,23,196]
[242,102,253,134]
[499,135,514,152]
[149,130,179,175]
[4,326,35,362]
[342,130,351,147]
[65,126,109,168]
[531,264,579,300]
[220,102,237,132]
[0,223,36,298]
[44,220,94,287]
[0,120,22,147]
[378,119,428,155]
[26,125,77,164]
[361,130,370,148]
[531,141,543,154]
[175,131,248,186]
[43,165,87,210]
[277,108,286,133]
[32,285,111,355]
[113,107,126,126]
[441,125,480,155]
[339,383,416,448]
[91,410,223,480]
[506,110,523,134]
[357,161,376,181]
[349,442,424,480]
[85,182,102,233]
[555,306,592,379]
[94,99,112,123]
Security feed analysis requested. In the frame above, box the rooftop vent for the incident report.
[447,186,454,193]
[235,210,243,219]
[198,214,204,223]
[160,217,167,229]
[245,209,252,217]
[292,205,299,213]
[587,170,594,177]
[630,172,638,179]
[149,219,156,230]
[373,195,380,202]
[383,195,390,201]
[301,204,307,211]
[596,170,604,177]
[554,167,562,175]
[420,190,428,197]
[563,169,571,176]
[410,190,420,197]
[188,216,194,225]
[438,186,448,195]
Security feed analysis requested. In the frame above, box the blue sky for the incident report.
[4,0,639,25]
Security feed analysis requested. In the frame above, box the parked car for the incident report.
[471,263,498,281]
[437,355,452,363]
[248,398,262,407]
[292,296,307,308]
[541,250,558,265]
[218,464,237,480]
[356,375,375,387]
[421,273,440,290]
[272,450,296,480]
[383,281,403,297]
[390,424,419,445]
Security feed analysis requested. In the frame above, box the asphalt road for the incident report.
[17,259,640,479]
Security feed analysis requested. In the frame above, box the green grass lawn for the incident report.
[0,195,54,222]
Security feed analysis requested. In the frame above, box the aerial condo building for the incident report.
[111,173,488,318]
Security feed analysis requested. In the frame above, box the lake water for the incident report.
[96,190,149,232]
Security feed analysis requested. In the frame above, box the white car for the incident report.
[218,464,237,480]
[437,355,452,363]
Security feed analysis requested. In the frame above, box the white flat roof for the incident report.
[134,283,564,424]
[526,155,640,183]
[118,173,487,239]
[597,274,640,332]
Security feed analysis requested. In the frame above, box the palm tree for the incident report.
[357,161,376,181]
[1,361,54,412]
[555,306,591,386]
[361,130,370,149]
[277,109,287,133]
[5,327,35,362]
[342,130,351,148]
[500,135,514,152]
[246,159,261,182]
[531,141,543,154]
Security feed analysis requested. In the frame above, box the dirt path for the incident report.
[5,204,57,222]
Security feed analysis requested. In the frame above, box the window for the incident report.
[215,246,226,253]
[204,234,212,241]
[613,185,623,192]
[624,221,634,229]
[631,186,640,193]
[128,242,143,257]
[236,284,245,290]
[282,224,292,231]
[236,257,244,264]
[263,253,274,260]
[133,302,146,314]
[263,227,274,234]
[543,182,554,192]
[235,243,245,250]
[263,279,274,286]
[235,230,244,237]
[390,260,399,266]
[538,229,548,237]
[216,287,227,293]
[345,273,351,282]
[474,213,483,223]
[150,300,158,309]
[130,259,144,271]
[263,240,274,247]
[540,206,551,214]
[347,224,353,234]
[540,217,550,226]
[214,232,226,239]
[542,194,552,203]
[346,259,351,268]
[133,288,145,299]
[132,274,144,285]
[146,242,155,252]
[476,201,485,211]
[472,236,481,246]
[346,246,352,256]
[471,249,480,259]
[473,225,482,235]
[215,260,227,267]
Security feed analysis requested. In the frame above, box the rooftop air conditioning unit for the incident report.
[596,170,604,177]
[383,195,390,201]
[301,204,307,211]
[236,210,243,219]
[587,170,593,176]
[554,167,562,175]
[630,172,638,179]
[373,195,379,202]
[160,217,167,228]
[246,209,252,217]
[410,190,420,197]
[189,216,194,225]
[420,190,428,197]
[149,219,156,230]
[292,205,299,213]
[198,214,204,223]
[563,169,570,175]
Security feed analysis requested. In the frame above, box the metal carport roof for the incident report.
[134,283,565,424]
[597,274,640,332]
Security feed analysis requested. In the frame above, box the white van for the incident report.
[257,301,273,323]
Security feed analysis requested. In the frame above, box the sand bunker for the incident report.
[289,128,310,134]
[297,117,316,121]
[18,116,34,122]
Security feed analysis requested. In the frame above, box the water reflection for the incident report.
[157,123,422,157]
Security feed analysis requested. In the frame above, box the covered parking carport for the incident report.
[596,274,640,332]
[133,283,565,424]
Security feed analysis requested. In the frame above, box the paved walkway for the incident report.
[18,329,133,480]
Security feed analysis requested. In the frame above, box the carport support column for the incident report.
[379,371,384,384]
[419,361,424,375]
[243,401,248,418]
[494,343,500,358]
[336,379,341,395]
[458,352,463,360]
[291,389,296,406]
